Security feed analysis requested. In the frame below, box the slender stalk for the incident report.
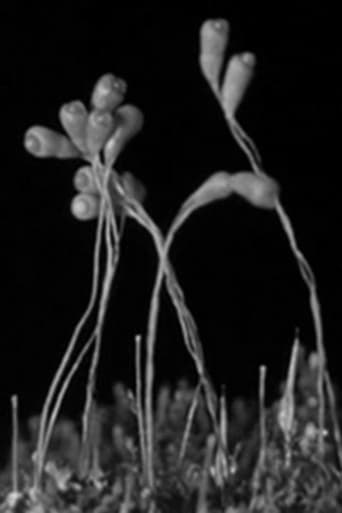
[80,218,117,474]
[80,163,121,475]
[113,186,218,489]
[324,369,342,470]
[144,258,164,488]
[279,334,299,469]
[11,395,19,496]
[41,332,96,470]
[33,198,106,491]
[140,209,217,489]
[258,365,267,471]
[135,334,147,475]
[196,434,215,513]
[116,200,214,487]
[178,382,202,465]
[212,386,229,487]
[251,365,267,504]
[221,108,330,457]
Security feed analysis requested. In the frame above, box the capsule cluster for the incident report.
[24,74,145,221]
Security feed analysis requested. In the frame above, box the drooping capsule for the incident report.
[91,73,127,112]
[104,105,144,165]
[70,192,100,221]
[24,126,80,159]
[86,110,115,156]
[73,165,98,194]
[121,171,147,204]
[221,52,256,118]
[183,171,233,212]
[199,19,230,95]
[229,171,279,209]
[59,101,89,153]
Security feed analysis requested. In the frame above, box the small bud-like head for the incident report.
[24,126,80,159]
[59,101,88,153]
[199,19,230,95]
[86,110,115,156]
[104,104,144,165]
[221,52,256,118]
[73,165,98,194]
[91,73,127,112]
[70,193,100,221]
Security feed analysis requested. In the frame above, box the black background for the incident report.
[2,5,342,448]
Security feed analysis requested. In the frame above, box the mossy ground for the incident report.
[0,346,341,513]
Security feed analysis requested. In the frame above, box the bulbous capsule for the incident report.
[183,171,233,212]
[221,52,256,118]
[86,110,115,156]
[70,192,100,221]
[121,171,147,204]
[104,104,144,165]
[199,18,230,94]
[24,126,80,159]
[73,165,98,194]
[59,101,89,153]
[229,172,279,209]
[91,73,127,112]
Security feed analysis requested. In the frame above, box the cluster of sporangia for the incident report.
[24,19,281,222]
[24,73,145,221]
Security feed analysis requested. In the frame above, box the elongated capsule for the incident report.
[91,73,127,112]
[86,110,115,156]
[183,171,233,212]
[199,19,230,95]
[24,126,80,159]
[121,171,147,204]
[73,165,98,194]
[221,52,256,118]
[59,101,89,153]
[70,192,100,221]
[229,172,279,209]
[104,104,144,165]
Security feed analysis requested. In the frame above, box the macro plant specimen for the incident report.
[2,16,342,513]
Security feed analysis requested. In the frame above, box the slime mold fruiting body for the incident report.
[19,19,342,507]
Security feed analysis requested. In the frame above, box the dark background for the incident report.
[2,5,342,447]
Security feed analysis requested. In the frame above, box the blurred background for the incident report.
[2,5,342,456]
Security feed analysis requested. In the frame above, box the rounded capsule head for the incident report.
[91,73,127,112]
[121,171,147,204]
[59,101,89,153]
[24,126,80,159]
[104,104,144,165]
[73,165,98,194]
[86,110,115,156]
[71,192,100,221]
[199,18,230,94]
[221,52,256,118]
[229,172,279,209]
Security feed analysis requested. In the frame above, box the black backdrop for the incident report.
[2,6,342,454]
